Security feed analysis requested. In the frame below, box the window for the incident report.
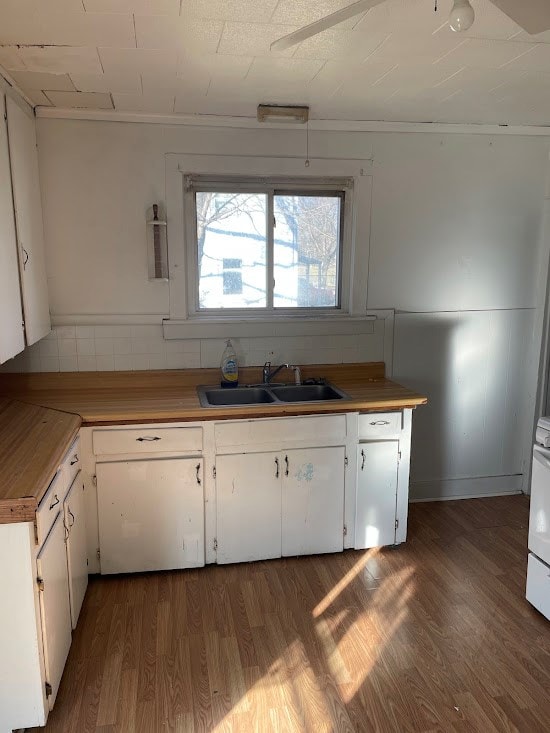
[190,179,347,314]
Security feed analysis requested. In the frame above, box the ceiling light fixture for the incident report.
[257,104,309,124]
[449,0,475,31]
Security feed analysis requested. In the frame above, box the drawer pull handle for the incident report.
[275,457,279,478]
[136,436,161,442]
[285,455,289,477]
[196,464,201,485]
[22,247,29,269]
[361,449,366,471]
[70,454,79,465]
[370,420,390,426]
[63,519,70,542]
[68,508,75,527]
[49,494,60,510]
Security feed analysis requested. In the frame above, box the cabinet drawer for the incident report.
[92,426,202,456]
[36,469,69,546]
[358,412,402,439]
[63,436,80,487]
[215,414,347,449]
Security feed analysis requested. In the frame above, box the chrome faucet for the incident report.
[262,361,302,385]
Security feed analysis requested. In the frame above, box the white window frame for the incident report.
[187,176,351,317]
[165,154,373,337]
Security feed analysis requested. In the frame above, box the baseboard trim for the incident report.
[409,473,523,502]
[410,490,524,503]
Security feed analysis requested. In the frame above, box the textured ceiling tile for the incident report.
[134,15,223,53]
[141,71,209,96]
[83,0,180,13]
[177,54,253,82]
[17,46,102,75]
[0,46,26,71]
[9,70,76,91]
[368,31,463,64]
[499,42,550,70]
[217,22,298,57]
[292,27,390,60]
[98,47,178,74]
[112,91,175,112]
[182,0,279,23]
[246,57,325,83]
[0,12,135,47]
[25,89,54,106]
[436,38,536,69]
[45,90,114,108]
[270,0,369,30]
[70,71,142,93]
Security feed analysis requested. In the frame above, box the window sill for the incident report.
[163,315,377,340]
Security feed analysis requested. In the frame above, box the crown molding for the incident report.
[35,105,550,136]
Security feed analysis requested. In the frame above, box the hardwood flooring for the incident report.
[30,495,550,732]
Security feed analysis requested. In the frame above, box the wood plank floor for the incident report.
[30,495,550,732]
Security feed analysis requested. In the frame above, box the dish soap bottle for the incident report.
[220,339,239,388]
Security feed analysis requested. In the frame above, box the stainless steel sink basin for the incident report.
[197,382,350,407]
[270,384,347,402]
[198,386,275,406]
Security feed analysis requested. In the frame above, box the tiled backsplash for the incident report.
[1,323,385,373]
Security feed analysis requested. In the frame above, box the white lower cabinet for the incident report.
[216,451,281,564]
[355,441,399,549]
[97,457,205,574]
[216,446,346,564]
[63,471,88,629]
[36,513,73,710]
[282,446,345,557]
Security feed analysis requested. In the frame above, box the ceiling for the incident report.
[2,0,550,125]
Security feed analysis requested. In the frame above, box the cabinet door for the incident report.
[355,441,399,549]
[63,472,88,629]
[216,452,281,564]
[0,95,24,364]
[36,512,72,710]
[97,458,205,574]
[6,97,50,345]
[282,446,345,557]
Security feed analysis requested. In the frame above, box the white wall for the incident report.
[5,117,550,499]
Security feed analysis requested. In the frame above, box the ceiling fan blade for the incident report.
[490,0,550,34]
[270,0,388,52]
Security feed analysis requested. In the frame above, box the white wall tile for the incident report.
[78,355,97,371]
[59,356,79,371]
[39,339,59,357]
[96,354,115,371]
[41,356,61,372]
[77,338,96,355]
[114,338,132,354]
[76,325,95,338]
[114,354,133,370]
[95,337,115,354]
[54,325,76,338]
[58,339,77,356]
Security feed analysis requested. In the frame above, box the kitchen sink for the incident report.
[270,384,347,402]
[197,382,350,407]
[198,386,275,406]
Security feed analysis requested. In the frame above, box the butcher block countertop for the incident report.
[0,398,81,524]
[0,362,426,425]
[0,362,426,524]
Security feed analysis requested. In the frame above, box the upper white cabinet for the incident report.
[6,96,50,346]
[97,457,205,574]
[0,94,25,363]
